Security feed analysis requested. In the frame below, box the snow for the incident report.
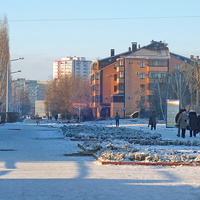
[0,118,200,200]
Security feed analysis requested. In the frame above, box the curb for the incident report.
[71,138,173,142]
[78,144,200,167]
[93,155,200,166]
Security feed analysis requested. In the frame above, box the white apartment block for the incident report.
[53,56,92,79]
[12,78,49,116]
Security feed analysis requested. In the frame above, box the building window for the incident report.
[149,71,167,79]
[112,95,124,102]
[114,85,117,92]
[95,84,99,91]
[119,59,124,67]
[76,62,80,66]
[95,72,99,80]
[114,64,118,69]
[140,61,145,68]
[140,84,145,91]
[149,60,166,67]
[119,83,124,90]
[140,73,145,79]
[119,71,124,78]
[114,74,117,81]
[174,64,180,70]
[95,95,100,102]
[92,63,97,70]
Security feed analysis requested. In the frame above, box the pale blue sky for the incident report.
[1,0,200,81]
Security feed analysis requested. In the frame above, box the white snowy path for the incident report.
[0,119,200,200]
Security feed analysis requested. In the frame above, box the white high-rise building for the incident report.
[53,56,92,79]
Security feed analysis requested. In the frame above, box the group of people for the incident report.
[115,109,200,139]
[175,109,200,138]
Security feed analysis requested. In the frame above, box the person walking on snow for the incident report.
[197,114,200,134]
[149,111,156,130]
[188,110,198,137]
[177,110,188,138]
[175,109,185,137]
[115,112,120,127]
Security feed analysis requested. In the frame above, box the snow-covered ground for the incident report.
[0,118,200,200]
[59,118,200,164]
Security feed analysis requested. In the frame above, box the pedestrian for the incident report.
[177,109,188,138]
[197,114,200,134]
[115,112,120,127]
[188,110,198,137]
[175,109,185,137]
[149,111,156,130]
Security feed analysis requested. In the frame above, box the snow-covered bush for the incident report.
[61,125,162,140]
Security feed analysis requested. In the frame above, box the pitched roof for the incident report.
[170,52,191,64]
[125,41,170,59]
[98,50,133,69]
[97,41,172,67]
[125,48,170,59]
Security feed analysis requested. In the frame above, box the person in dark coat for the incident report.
[188,110,198,137]
[177,110,188,138]
[175,109,185,137]
[197,114,200,133]
[115,112,120,127]
[149,111,156,130]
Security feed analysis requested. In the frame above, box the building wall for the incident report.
[35,100,46,118]
[90,61,100,109]
[53,56,92,79]
[110,102,124,119]
[101,63,116,104]
[169,55,186,71]
[125,58,148,115]
[90,41,171,119]
[12,79,49,116]
[37,81,49,100]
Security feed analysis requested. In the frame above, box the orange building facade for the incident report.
[90,40,198,119]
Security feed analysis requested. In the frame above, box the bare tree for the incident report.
[186,61,200,111]
[169,64,195,109]
[0,16,10,112]
[194,62,200,111]
[45,76,90,119]
[72,77,90,104]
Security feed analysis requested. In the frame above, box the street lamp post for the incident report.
[6,70,22,112]
[6,57,24,121]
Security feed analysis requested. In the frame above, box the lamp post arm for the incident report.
[10,58,24,62]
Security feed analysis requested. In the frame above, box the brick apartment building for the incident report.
[90,40,199,119]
